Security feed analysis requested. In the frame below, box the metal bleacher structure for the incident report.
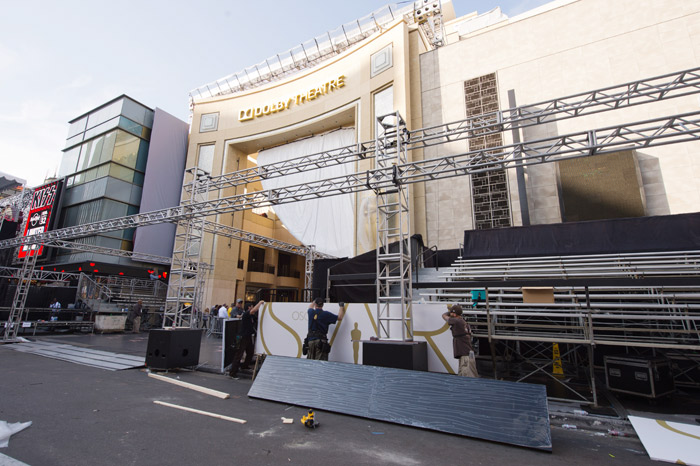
[0,62,699,401]
[416,250,700,403]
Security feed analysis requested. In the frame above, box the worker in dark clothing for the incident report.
[129,300,143,334]
[442,304,477,377]
[306,298,345,361]
[228,300,264,379]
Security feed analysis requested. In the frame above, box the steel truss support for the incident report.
[163,168,210,329]
[375,112,413,341]
[410,67,700,149]
[3,246,40,342]
[199,220,332,296]
[414,0,444,48]
[1,111,700,254]
[305,245,317,302]
[0,266,79,282]
[510,341,597,405]
[42,239,171,264]
[193,67,700,193]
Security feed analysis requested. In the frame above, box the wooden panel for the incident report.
[248,355,551,451]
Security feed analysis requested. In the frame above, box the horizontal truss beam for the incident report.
[189,66,700,192]
[1,110,698,250]
[42,239,172,264]
[200,221,334,259]
[0,266,79,282]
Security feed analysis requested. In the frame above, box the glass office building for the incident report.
[54,95,172,274]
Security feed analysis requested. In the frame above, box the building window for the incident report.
[278,252,291,277]
[373,86,394,141]
[247,246,265,272]
[197,145,215,174]
[465,73,511,230]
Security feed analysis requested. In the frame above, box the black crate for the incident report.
[604,356,674,398]
[362,340,428,371]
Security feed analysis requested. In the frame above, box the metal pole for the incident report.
[486,287,498,379]
[585,286,599,407]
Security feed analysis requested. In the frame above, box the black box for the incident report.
[604,356,674,398]
[223,319,241,369]
[146,329,203,370]
[362,340,428,371]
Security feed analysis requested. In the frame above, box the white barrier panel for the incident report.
[254,302,461,374]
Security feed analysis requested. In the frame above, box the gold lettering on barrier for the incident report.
[237,75,347,121]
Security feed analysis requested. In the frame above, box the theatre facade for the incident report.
[185,0,700,306]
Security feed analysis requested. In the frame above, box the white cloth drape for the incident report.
[257,129,355,258]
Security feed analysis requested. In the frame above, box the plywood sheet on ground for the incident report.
[248,355,552,451]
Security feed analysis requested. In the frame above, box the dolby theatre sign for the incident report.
[239,75,346,122]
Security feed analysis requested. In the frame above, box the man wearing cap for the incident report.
[306,298,346,361]
[230,299,244,318]
[442,304,477,377]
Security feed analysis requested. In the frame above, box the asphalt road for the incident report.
[0,339,656,466]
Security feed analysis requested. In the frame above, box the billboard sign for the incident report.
[18,180,62,258]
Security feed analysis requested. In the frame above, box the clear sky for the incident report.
[0,0,551,188]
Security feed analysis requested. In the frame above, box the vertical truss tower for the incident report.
[375,112,413,341]
[2,245,40,342]
[163,168,210,328]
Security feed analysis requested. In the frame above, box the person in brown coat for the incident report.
[442,304,478,377]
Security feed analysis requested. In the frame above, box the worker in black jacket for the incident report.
[228,300,264,379]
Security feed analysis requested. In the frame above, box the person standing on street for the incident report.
[129,300,143,334]
[229,300,264,379]
[306,298,345,361]
[49,298,61,321]
[442,304,478,377]
[230,299,244,318]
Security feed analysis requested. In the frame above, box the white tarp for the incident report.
[0,421,31,448]
[257,129,355,258]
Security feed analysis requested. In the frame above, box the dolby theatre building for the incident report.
[185,0,700,305]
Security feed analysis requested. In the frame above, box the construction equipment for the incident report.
[301,409,319,428]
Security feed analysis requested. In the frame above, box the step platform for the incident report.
[248,355,552,451]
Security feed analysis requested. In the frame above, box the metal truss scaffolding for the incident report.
[2,67,700,345]
[375,112,413,341]
[199,220,334,293]
[1,68,699,256]
[164,168,210,328]
[3,246,40,342]
[305,245,317,302]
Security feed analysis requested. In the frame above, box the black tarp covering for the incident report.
[0,285,77,308]
[463,213,700,259]
[324,249,377,303]
[0,220,17,240]
[311,258,346,302]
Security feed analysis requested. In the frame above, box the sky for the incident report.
[0,0,551,188]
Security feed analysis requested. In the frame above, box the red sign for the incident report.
[18,180,62,258]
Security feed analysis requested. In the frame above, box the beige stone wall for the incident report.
[423,0,700,249]
[186,19,418,304]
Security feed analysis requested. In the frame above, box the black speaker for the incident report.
[362,340,428,371]
[146,329,203,370]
